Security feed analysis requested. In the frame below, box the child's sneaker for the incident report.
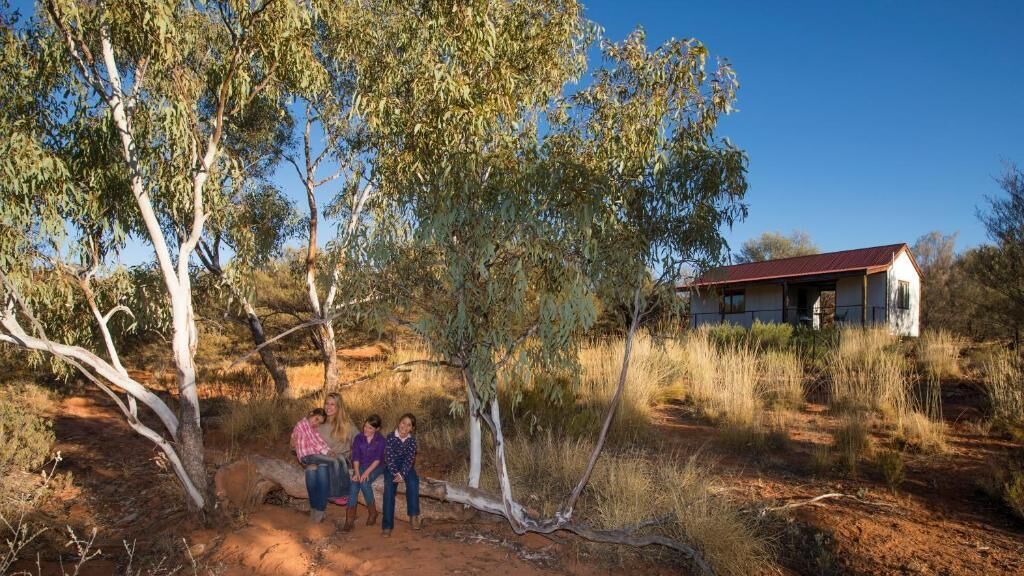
[330,497,349,506]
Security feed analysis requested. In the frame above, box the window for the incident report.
[721,289,745,314]
[896,280,910,310]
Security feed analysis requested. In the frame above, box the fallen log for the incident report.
[214,455,485,523]
[214,455,713,575]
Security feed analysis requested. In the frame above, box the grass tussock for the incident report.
[221,396,313,450]
[759,350,805,408]
[980,349,1024,429]
[917,329,965,380]
[827,327,909,418]
[465,435,769,575]
[833,412,872,474]
[682,330,760,427]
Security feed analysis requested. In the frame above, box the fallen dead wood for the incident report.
[214,455,480,523]
[758,492,899,516]
[215,455,714,575]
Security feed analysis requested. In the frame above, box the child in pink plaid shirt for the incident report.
[291,408,330,460]
[291,408,347,521]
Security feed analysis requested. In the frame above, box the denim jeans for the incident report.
[347,467,383,509]
[300,455,330,512]
[382,468,419,530]
[300,454,351,501]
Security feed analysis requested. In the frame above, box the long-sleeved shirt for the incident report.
[291,418,330,460]
[318,421,359,458]
[384,431,417,477]
[351,431,385,470]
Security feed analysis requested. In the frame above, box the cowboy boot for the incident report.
[366,505,378,526]
[410,515,422,531]
[342,507,357,532]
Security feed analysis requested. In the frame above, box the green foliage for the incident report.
[734,230,818,263]
[750,321,793,351]
[876,449,905,491]
[705,323,748,349]
[0,383,55,475]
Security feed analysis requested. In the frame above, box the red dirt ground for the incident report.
[16,373,1024,575]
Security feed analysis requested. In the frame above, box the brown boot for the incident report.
[410,515,422,531]
[342,507,356,532]
[366,505,378,526]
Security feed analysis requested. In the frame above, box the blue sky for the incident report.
[582,0,1023,254]
[14,0,1021,263]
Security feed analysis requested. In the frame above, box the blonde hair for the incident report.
[325,392,354,444]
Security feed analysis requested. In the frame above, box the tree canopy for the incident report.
[734,230,818,263]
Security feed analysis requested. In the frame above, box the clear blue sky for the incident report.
[581,0,1023,254]
[15,0,1020,263]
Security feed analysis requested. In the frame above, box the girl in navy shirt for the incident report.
[382,413,420,536]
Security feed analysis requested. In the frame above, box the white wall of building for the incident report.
[887,250,921,336]
[690,284,783,328]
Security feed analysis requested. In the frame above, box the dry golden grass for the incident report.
[759,350,805,408]
[833,411,873,474]
[918,329,965,380]
[681,329,761,428]
[980,349,1024,428]
[827,327,910,419]
[466,434,769,575]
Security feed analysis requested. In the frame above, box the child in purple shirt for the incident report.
[343,414,386,531]
[381,413,420,536]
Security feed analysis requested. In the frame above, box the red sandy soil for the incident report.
[19,390,625,576]
[15,374,1024,575]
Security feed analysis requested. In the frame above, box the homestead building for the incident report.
[688,243,922,337]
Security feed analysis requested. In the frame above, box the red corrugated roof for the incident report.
[690,243,919,287]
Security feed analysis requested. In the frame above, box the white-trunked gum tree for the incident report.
[0,0,326,512]
[350,1,746,571]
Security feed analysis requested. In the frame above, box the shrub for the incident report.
[917,329,965,380]
[1005,471,1024,521]
[0,383,55,475]
[705,322,748,349]
[683,330,761,427]
[810,444,832,476]
[749,320,793,351]
[833,412,872,474]
[876,450,905,491]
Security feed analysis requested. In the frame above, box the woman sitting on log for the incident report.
[319,392,358,506]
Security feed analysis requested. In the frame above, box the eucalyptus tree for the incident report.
[196,97,300,396]
[350,2,745,565]
[0,0,325,511]
[196,183,300,396]
[273,1,383,393]
[344,0,592,489]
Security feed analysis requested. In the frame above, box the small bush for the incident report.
[705,322,748,349]
[749,320,793,351]
[464,436,770,574]
[980,453,1024,521]
[810,444,832,476]
[827,327,910,420]
[833,412,872,474]
[897,411,946,453]
[876,450,905,491]
[760,350,804,407]
[0,383,55,475]
[1005,472,1024,520]
[683,330,760,427]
